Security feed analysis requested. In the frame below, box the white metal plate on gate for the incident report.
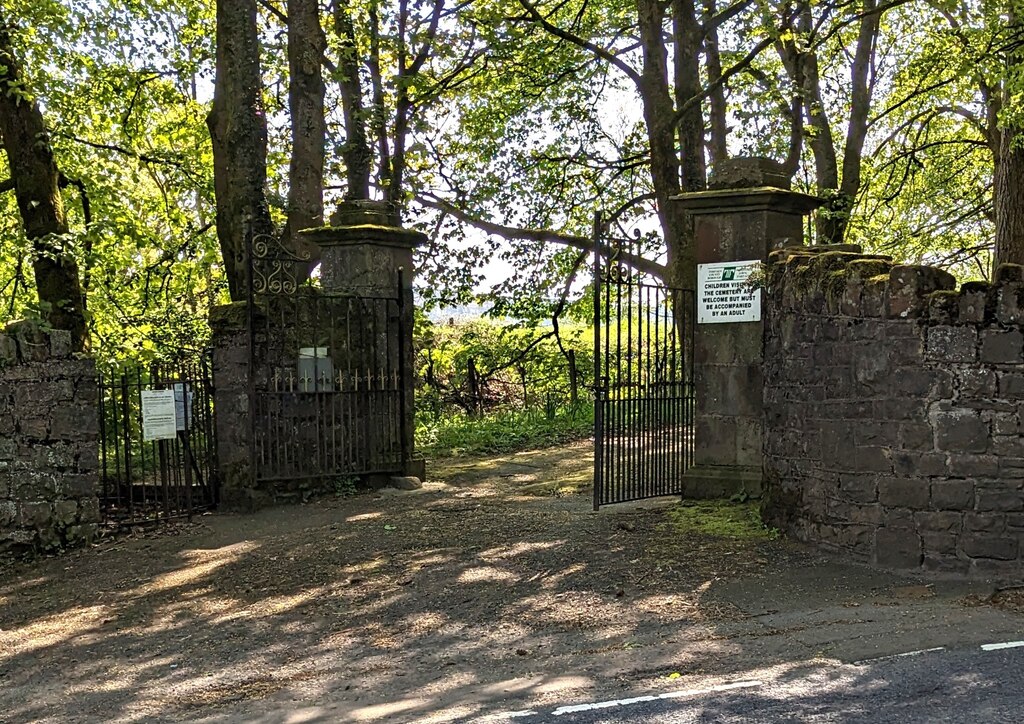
[697,260,761,324]
[141,389,178,441]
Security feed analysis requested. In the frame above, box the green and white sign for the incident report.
[697,260,761,324]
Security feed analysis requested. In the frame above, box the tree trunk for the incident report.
[637,0,694,290]
[673,0,707,194]
[995,130,1024,266]
[995,10,1024,266]
[0,20,88,350]
[207,0,275,301]
[794,4,839,243]
[286,0,327,237]
[828,0,880,245]
[702,0,729,167]
[333,0,372,199]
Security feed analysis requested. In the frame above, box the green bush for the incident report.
[416,403,594,457]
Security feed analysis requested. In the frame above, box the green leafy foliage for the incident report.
[414,312,594,455]
[416,404,594,458]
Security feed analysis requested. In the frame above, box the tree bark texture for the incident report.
[995,9,1024,267]
[672,0,707,193]
[207,0,275,301]
[333,0,372,199]
[0,19,88,350]
[702,0,729,167]
[995,132,1024,266]
[286,0,327,236]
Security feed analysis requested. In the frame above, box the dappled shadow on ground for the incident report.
[0,443,982,723]
[554,648,1024,723]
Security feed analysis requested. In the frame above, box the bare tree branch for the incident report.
[416,193,668,278]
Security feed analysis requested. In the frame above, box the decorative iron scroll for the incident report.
[249,232,312,295]
[598,228,643,285]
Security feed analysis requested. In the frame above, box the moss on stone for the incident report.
[847,259,892,279]
[961,280,990,295]
[927,289,960,323]
[665,501,779,540]
[824,269,849,304]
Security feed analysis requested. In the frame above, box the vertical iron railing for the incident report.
[593,215,696,508]
[97,355,219,526]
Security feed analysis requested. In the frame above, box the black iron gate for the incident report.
[98,355,219,525]
[593,219,695,508]
[246,231,407,485]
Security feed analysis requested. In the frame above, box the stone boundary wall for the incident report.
[0,322,99,553]
[763,248,1024,576]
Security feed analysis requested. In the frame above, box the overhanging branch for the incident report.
[416,193,668,279]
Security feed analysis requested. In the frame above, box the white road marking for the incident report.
[981,641,1024,651]
[853,647,946,665]
[548,680,763,717]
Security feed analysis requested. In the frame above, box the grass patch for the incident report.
[416,405,594,458]
[664,500,779,541]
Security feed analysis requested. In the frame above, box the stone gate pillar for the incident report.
[673,158,821,497]
[299,200,427,480]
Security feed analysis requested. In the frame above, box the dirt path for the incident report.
[0,443,1019,723]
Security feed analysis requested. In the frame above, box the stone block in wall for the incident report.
[888,265,956,319]
[861,276,889,317]
[920,531,959,555]
[960,534,1019,561]
[993,436,1024,457]
[933,410,988,453]
[878,478,930,509]
[914,510,963,533]
[925,326,977,363]
[839,260,894,316]
[958,281,991,323]
[836,524,874,556]
[893,451,947,477]
[964,511,1005,533]
[999,372,1024,398]
[7,320,49,362]
[961,369,998,398]
[999,457,1024,480]
[993,412,1020,436]
[875,527,923,568]
[924,550,971,575]
[995,282,1024,325]
[890,367,944,397]
[975,487,1024,512]
[885,333,927,366]
[947,453,998,477]
[0,335,15,365]
[874,398,929,422]
[981,329,1024,364]
[830,445,892,473]
[49,403,97,441]
[898,422,934,451]
[847,503,884,526]
[927,291,959,325]
[855,421,899,448]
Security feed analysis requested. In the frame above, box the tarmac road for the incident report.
[515,644,1024,723]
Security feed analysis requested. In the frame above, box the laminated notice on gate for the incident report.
[697,260,761,324]
[173,383,194,432]
[141,389,178,441]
